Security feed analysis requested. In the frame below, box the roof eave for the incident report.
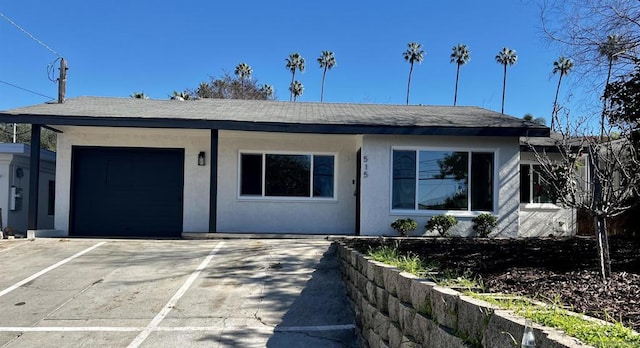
[0,113,550,137]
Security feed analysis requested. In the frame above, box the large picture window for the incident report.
[392,149,494,212]
[240,152,335,199]
[520,164,554,204]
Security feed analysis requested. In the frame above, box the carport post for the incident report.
[27,124,41,231]
[209,129,218,232]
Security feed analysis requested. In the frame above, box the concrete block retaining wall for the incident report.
[335,242,591,348]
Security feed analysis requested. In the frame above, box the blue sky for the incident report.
[1,0,578,123]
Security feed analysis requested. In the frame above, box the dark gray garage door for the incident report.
[70,147,185,237]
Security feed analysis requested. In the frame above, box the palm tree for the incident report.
[317,51,336,102]
[170,90,190,100]
[260,84,274,100]
[598,34,625,136]
[130,92,148,99]
[234,63,252,90]
[289,80,304,101]
[495,47,518,114]
[599,35,624,89]
[551,56,574,131]
[450,44,470,106]
[285,53,305,101]
[403,42,425,105]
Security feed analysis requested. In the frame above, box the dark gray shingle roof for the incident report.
[0,96,549,137]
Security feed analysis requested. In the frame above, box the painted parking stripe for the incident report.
[0,324,354,333]
[127,241,225,348]
[274,324,356,332]
[0,326,143,332]
[0,327,231,333]
[0,242,106,298]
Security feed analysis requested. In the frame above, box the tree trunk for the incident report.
[321,67,327,103]
[552,73,563,131]
[601,59,613,137]
[290,71,296,102]
[589,147,612,281]
[501,64,507,114]
[454,64,460,106]
[594,215,612,280]
[406,63,414,105]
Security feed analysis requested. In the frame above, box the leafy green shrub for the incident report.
[390,218,418,237]
[425,215,458,237]
[472,213,497,237]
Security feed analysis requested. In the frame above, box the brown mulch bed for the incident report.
[341,236,640,332]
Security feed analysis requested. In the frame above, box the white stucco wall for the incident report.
[519,151,577,237]
[217,130,358,234]
[359,135,521,237]
[55,127,211,235]
[52,126,565,238]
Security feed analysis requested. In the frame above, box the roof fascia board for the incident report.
[0,114,549,137]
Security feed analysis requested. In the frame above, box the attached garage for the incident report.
[70,147,185,237]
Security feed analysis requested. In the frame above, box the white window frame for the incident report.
[520,161,561,210]
[237,150,338,201]
[390,146,499,216]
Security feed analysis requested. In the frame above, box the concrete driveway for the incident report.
[0,238,357,347]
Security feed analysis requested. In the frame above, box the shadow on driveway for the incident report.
[266,243,358,347]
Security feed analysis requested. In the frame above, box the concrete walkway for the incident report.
[0,238,357,347]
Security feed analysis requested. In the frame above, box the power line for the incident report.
[0,80,55,100]
[0,12,62,58]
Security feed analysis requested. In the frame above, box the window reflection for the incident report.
[418,151,468,210]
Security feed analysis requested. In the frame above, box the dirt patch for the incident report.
[340,236,640,331]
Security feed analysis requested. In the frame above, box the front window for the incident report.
[240,152,335,199]
[520,164,554,204]
[392,149,494,212]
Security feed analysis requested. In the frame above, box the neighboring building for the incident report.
[0,143,55,234]
[518,134,583,237]
[0,97,556,238]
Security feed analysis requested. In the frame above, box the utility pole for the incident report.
[28,60,64,233]
[57,58,67,103]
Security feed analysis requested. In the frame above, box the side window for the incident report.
[520,164,554,204]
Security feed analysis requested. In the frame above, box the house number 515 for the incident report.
[362,155,368,178]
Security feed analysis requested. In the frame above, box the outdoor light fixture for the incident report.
[198,151,206,166]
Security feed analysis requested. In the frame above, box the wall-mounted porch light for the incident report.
[198,151,206,166]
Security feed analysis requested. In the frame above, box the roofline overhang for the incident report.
[0,114,550,137]
[520,144,584,153]
[520,145,561,153]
